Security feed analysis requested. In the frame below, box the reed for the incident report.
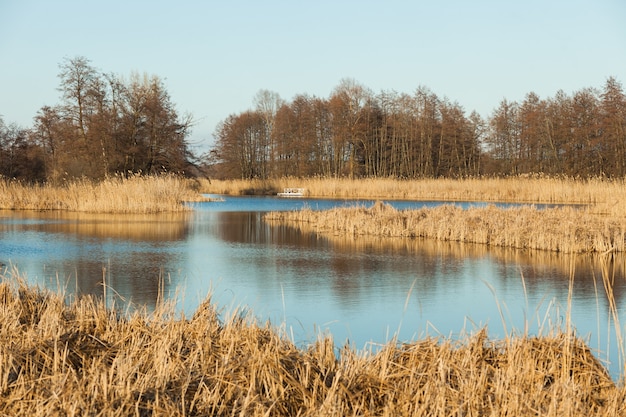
[199,176,626,215]
[0,175,205,213]
[0,269,624,416]
[266,202,626,254]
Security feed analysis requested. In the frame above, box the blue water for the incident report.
[0,197,623,380]
[191,195,560,212]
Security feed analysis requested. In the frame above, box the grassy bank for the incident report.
[0,175,205,213]
[199,177,626,215]
[0,271,624,416]
[266,202,626,254]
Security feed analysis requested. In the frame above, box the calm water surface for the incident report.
[1,196,625,379]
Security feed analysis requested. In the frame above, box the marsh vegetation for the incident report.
[266,202,626,254]
[2,176,626,414]
[1,270,625,416]
[0,175,204,213]
[199,176,626,214]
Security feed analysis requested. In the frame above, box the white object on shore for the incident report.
[277,188,305,197]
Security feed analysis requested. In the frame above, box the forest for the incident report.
[1,56,625,182]
[0,56,195,183]
[212,77,626,180]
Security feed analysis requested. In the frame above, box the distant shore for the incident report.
[0,175,207,213]
[199,176,626,217]
[3,176,625,252]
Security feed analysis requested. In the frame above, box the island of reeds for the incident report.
[265,201,626,254]
[1,269,625,416]
[221,176,625,254]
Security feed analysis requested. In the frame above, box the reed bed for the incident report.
[199,176,626,215]
[266,202,626,254]
[0,175,205,213]
[1,270,624,416]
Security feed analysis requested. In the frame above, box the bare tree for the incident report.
[329,78,372,177]
[0,119,45,181]
[213,112,266,179]
[253,90,284,177]
[58,56,98,141]
[570,88,601,175]
[601,77,626,176]
[486,99,520,174]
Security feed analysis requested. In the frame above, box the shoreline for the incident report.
[0,175,206,213]
[199,177,626,219]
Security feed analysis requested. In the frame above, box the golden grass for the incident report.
[199,176,625,204]
[266,202,626,254]
[0,175,206,213]
[1,269,625,416]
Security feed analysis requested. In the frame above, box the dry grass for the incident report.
[1,269,625,416]
[0,175,206,213]
[266,202,626,254]
[199,176,626,215]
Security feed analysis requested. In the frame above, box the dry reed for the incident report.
[0,175,206,213]
[266,202,626,254]
[199,176,626,215]
[1,268,625,416]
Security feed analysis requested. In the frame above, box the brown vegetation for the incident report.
[266,201,626,254]
[0,175,204,213]
[0,57,195,183]
[209,177,626,253]
[1,270,624,416]
[211,78,625,180]
[202,176,626,216]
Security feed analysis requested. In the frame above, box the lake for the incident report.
[1,196,625,379]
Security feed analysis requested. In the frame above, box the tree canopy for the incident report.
[211,77,626,179]
[1,59,624,182]
[1,56,194,182]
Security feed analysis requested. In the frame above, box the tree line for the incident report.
[2,58,624,182]
[0,56,195,183]
[212,77,626,179]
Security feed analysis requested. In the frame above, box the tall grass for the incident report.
[266,202,626,253]
[1,268,624,416]
[199,176,626,216]
[0,175,205,213]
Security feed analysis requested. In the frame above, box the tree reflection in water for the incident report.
[1,207,625,379]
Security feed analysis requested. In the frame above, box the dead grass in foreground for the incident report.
[0,175,206,213]
[1,271,625,416]
[266,202,626,254]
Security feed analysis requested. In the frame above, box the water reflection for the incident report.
[0,210,191,307]
[211,210,625,314]
[189,210,626,379]
[0,210,192,240]
[1,203,625,379]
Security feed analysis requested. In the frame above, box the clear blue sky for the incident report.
[1,0,625,153]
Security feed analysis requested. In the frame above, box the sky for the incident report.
[1,0,625,153]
